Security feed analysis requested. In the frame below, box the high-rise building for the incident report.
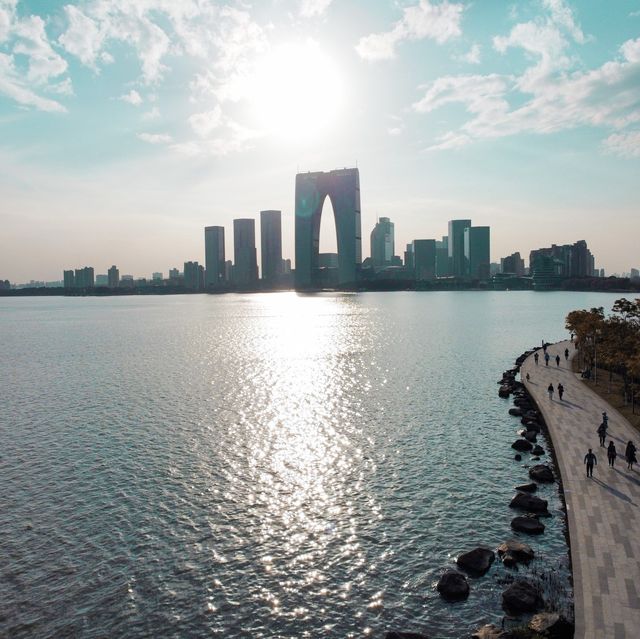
[152,272,162,281]
[108,265,119,288]
[184,261,203,291]
[435,236,450,277]
[630,268,639,280]
[169,268,180,281]
[233,218,258,287]
[404,243,414,271]
[370,217,394,269]
[529,240,595,279]
[501,252,525,276]
[96,274,108,286]
[413,239,437,280]
[448,219,471,277]
[464,226,490,280]
[205,226,226,288]
[260,210,282,285]
[74,266,94,288]
[63,270,75,288]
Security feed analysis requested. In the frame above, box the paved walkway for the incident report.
[522,340,640,639]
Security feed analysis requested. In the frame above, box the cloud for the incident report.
[461,43,481,64]
[602,130,640,158]
[300,0,333,18]
[137,132,172,144]
[189,106,223,137]
[356,0,464,61]
[58,5,105,69]
[120,89,143,105]
[413,35,640,150]
[0,52,66,112]
[142,106,160,120]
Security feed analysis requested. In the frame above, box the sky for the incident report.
[1,0,639,282]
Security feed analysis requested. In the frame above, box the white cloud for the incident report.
[602,130,640,158]
[426,131,472,150]
[137,132,172,144]
[12,15,68,85]
[142,106,160,120]
[58,5,105,69]
[413,35,640,150]
[300,0,333,18]
[189,106,223,137]
[120,89,143,105]
[356,0,464,61]
[0,52,66,112]
[0,0,16,43]
[461,43,481,64]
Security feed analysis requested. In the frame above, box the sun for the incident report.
[249,41,345,143]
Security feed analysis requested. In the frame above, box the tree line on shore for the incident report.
[566,298,640,413]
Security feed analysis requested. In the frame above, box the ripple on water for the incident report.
[1,291,612,637]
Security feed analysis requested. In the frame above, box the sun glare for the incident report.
[249,41,345,142]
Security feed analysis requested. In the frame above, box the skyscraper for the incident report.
[108,265,119,288]
[74,266,94,288]
[260,210,282,285]
[404,243,414,271]
[435,236,450,277]
[413,239,437,280]
[464,226,491,280]
[370,217,394,269]
[63,270,75,288]
[448,219,471,277]
[184,261,203,290]
[501,252,525,276]
[233,218,258,287]
[204,226,225,288]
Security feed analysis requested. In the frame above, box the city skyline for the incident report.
[1,0,639,282]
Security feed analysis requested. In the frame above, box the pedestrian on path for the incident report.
[534,352,539,365]
[547,383,554,400]
[555,354,561,367]
[545,352,550,366]
[570,332,574,342]
[626,441,637,470]
[597,422,608,447]
[557,383,564,400]
[602,411,608,427]
[607,441,617,467]
[543,343,548,353]
[526,372,530,382]
[564,347,569,361]
[584,449,597,477]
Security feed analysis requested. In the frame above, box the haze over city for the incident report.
[1,0,639,283]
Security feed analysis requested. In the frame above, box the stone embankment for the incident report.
[386,344,575,639]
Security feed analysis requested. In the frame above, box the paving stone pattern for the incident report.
[522,340,640,639]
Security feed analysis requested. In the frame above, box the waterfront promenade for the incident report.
[522,340,640,639]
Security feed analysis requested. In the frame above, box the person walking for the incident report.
[534,352,539,365]
[607,441,617,467]
[555,354,561,367]
[557,383,564,400]
[564,347,569,361]
[547,383,554,400]
[602,411,608,427]
[626,441,637,470]
[597,421,608,447]
[544,352,550,366]
[543,343,548,354]
[584,449,597,478]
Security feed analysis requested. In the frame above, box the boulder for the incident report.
[532,457,541,461]
[497,540,535,563]
[528,612,575,638]
[515,482,537,493]
[436,570,469,601]
[514,454,522,461]
[511,439,533,452]
[385,633,429,639]
[511,515,545,534]
[509,492,549,514]
[524,430,537,443]
[472,624,510,639]
[456,547,495,576]
[529,464,554,483]
[532,445,545,456]
[502,579,544,613]
[525,421,542,433]
[498,386,511,398]
[508,407,523,417]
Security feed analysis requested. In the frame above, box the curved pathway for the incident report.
[522,340,640,639]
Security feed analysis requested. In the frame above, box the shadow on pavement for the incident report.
[613,467,640,488]
[592,477,636,505]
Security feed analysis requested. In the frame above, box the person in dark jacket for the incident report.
[584,449,597,477]
[626,441,637,470]
[607,441,617,467]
